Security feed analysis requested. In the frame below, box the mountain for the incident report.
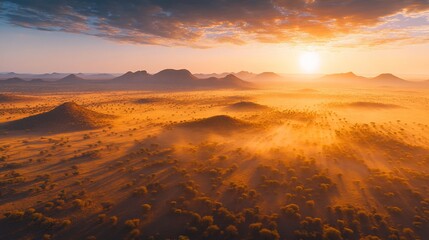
[111,69,250,89]
[194,72,229,78]
[112,70,151,83]
[0,69,252,90]
[250,72,285,82]
[77,73,116,80]
[320,72,367,82]
[0,77,26,84]
[371,73,409,85]
[319,72,415,87]
[3,102,114,131]
[235,71,257,80]
[201,74,252,88]
[151,69,198,84]
[58,74,85,83]
[194,71,256,80]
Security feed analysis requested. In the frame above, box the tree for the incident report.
[323,226,343,240]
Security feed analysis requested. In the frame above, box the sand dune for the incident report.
[225,101,270,111]
[176,115,250,132]
[333,101,402,109]
[3,102,114,131]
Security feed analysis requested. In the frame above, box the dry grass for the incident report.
[0,88,428,239]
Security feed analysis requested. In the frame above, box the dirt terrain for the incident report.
[0,88,428,240]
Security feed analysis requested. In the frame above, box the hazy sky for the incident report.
[0,1,428,76]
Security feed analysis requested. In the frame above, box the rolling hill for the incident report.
[3,102,114,131]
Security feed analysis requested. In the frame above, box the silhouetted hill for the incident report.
[235,71,257,80]
[111,70,251,89]
[152,69,198,84]
[320,72,366,82]
[201,74,252,88]
[372,73,409,85]
[194,71,256,80]
[112,71,150,83]
[320,72,416,87]
[0,77,26,84]
[226,101,270,111]
[58,74,85,83]
[250,72,284,82]
[3,102,114,131]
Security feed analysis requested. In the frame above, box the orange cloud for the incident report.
[1,0,428,47]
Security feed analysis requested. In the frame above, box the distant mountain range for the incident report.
[0,69,252,90]
[111,69,251,89]
[318,72,423,87]
[0,72,116,80]
[1,70,428,91]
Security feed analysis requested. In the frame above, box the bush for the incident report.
[323,226,342,240]
[141,204,151,214]
[125,219,140,229]
[110,216,118,225]
[259,228,280,240]
[133,186,148,196]
[129,228,141,238]
[225,225,239,237]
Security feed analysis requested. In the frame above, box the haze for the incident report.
[1,1,429,240]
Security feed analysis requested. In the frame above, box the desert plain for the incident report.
[0,85,428,240]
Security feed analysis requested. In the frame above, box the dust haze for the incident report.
[1,75,429,240]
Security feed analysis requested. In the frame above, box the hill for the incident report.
[201,74,252,88]
[371,73,410,85]
[176,115,250,132]
[112,70,251,89]
[319,72,366,82]
[58,74,85,83]
[112,71,150,83]
[151,69,198,85]
[226,101,270,111]
[0,69,252,90]
[319,72,415,87]
[0,77,26,84]
[3,102,114,131]
[194,71,256,80]
[250,72,285,82]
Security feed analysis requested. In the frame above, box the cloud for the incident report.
[1,0,428,47]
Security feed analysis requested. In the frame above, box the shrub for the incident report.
[125,219,140,229]
[62,219,72,227]
[281,204,301,220]
[129,228,141,238]
[141,204,152,214]
[133,186,148,196]
[110,216,118,225]
[97,214,106,224]
[225,225,239,237]
[200,215,214,227]
[323,226,342,240]
[259,228,280,240]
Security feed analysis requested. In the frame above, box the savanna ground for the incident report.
[0,87,428,240]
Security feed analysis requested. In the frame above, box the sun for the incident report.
[299,51,320,73]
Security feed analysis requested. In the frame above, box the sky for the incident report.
[0,0,428,77]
